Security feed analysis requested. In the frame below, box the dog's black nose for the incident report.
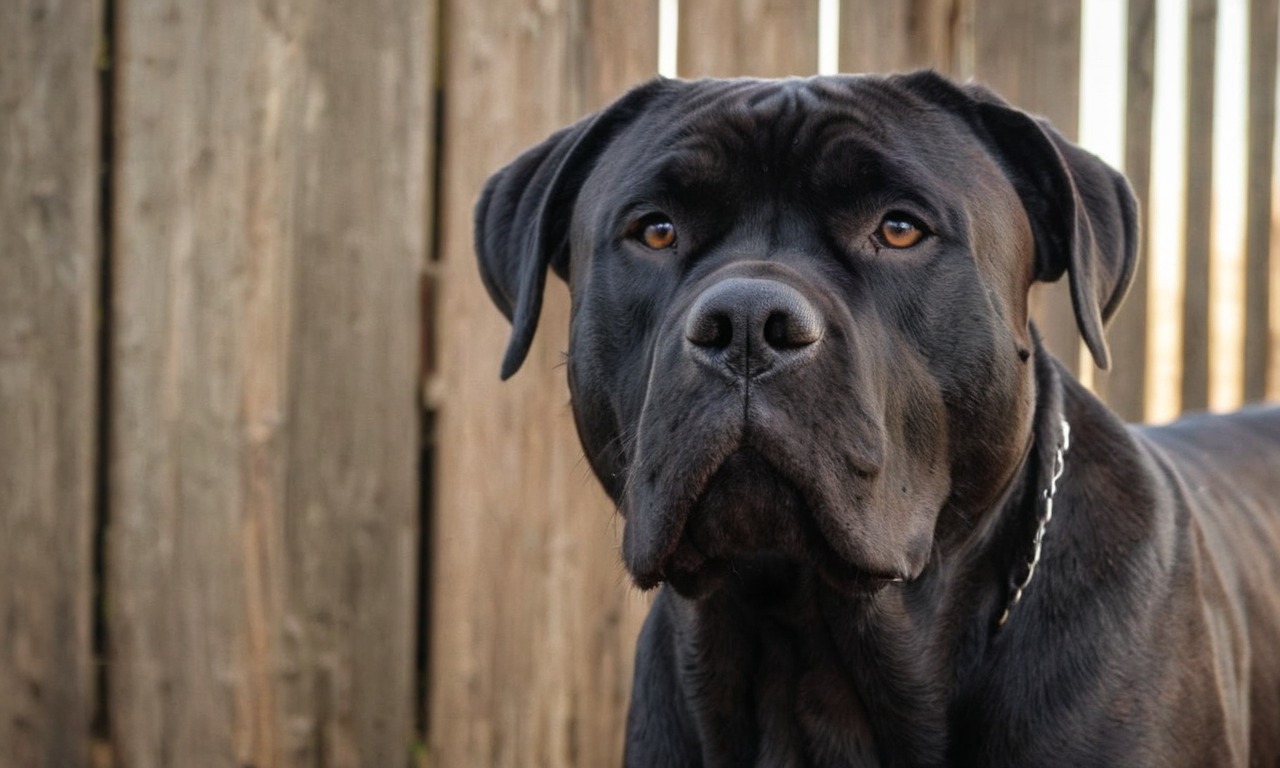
[684,277,823,377]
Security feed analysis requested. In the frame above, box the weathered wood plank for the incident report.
[1244,0,1279,403]
[972,0,1084,377]
[678,0,821,77]
[281,3,426,766]
[1180,0,1217,412]
[1094,0,1158,421]
[0,1,101,766]
[110,1,427,766]
[429,0,657,765]
[840,0,967,75]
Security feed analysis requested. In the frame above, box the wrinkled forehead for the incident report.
[598,75,991,202]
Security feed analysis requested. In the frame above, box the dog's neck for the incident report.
[813,347,1076,760]
[990,349,1072,628]
[997,412,1070,627]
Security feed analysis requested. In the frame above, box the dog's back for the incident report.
[1136,406,1280,760]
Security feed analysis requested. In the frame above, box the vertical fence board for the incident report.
[110,1,426,766]
[839,0,967,75]
[0,1,100,766]
[678,0,821,77]
[1245,0,1279,402]
[972,0,1084,377]
[971,0,1081,134]
[429,0,657,766]
[1096,0,1158,420]
[1181,0,1218,411]
[283,4,426,766]
[1272,153,1280,396]
[110,7,256,761]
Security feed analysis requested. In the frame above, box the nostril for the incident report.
[687,311,734,349]
[763,312,789,348]
[763,307,821,350]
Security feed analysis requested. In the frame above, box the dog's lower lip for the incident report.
[629,447,915,596]
[646,549,913,598]
[813,553,914,595]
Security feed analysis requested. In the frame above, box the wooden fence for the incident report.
[2,0,1277,766]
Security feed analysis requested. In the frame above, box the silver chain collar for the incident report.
[997,417,1071,629]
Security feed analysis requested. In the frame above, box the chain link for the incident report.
[997,417,1071,629]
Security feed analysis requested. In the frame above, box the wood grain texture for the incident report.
[840,0,967,75]
[1244,0,1279,403]
[0,1,101,766]
[972,0,1084,377]
[1094,0,1157,421]
[109,1,426,766]
[1181,0,1217,412]
[678,0,820,77]
[429,1,657,765]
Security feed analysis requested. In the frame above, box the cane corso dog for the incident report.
[475,71,1280,766]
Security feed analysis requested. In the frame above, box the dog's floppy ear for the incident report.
[476,79,668,379]
[897,72,1139,369]
[972,89,1139,370]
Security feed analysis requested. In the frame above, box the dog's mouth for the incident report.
[614,270,948,597]
[631,447,909,598]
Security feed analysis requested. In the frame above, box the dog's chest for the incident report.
[685,592,889,767]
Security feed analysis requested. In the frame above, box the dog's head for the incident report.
[476,72,1137,596]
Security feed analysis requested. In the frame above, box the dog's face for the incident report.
[477,73,1137,597]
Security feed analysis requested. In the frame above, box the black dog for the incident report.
[475,72,1280,766]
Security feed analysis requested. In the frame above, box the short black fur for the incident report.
[476,71,1280,766]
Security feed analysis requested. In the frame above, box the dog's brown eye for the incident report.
[877,215,926,249]
[634,216,677,250]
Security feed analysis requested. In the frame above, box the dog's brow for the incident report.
[810,141,922,198]
[645,145,732,199]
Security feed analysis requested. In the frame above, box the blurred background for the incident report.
[2,0,1277,766]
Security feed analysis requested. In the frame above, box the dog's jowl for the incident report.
[475,72,1280,767]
